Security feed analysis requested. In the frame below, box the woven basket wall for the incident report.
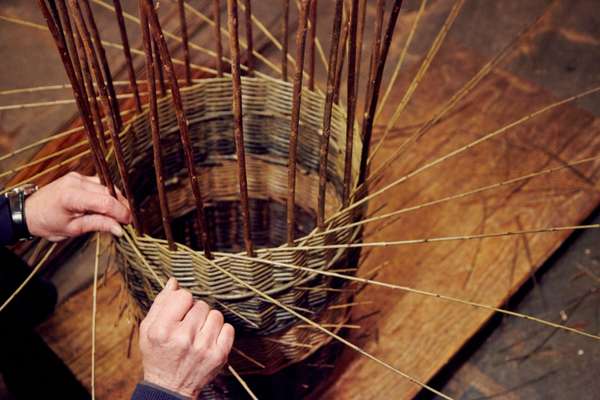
[110,76,365,374]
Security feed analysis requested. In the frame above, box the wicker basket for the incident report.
[111,76,365,374]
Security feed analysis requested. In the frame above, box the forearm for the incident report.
[0,197,14,246]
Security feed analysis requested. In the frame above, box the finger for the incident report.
[143,278,178,328]
[195,309,224,347]
[157,288,195,325]
[68,190,131,224]
[68,214,123,237]
[216,323,235,355]
[179,300,210,339]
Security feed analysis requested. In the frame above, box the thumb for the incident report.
[69,214,123,237]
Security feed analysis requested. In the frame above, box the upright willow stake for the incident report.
[56,0,107,153]
[113,0,142,113]
[81,0,122,131]
[286,0,311,245]
[212,0,224,77]
[343,0,359,205]
[177,0,192,85]
[332,7,349,105]
[72,19,108,155]
[152,37,167,97]
[281,0,290,81]
[317,0,343,229]
[70,0,142,233]
[139,0,175,249]
[242,0,254,76]
[358,0,404,186]
[362,0,384,127]
[143,0,212,258]
[227,0,254,256]
[353,0,367,111]
[307,0,317,90]
[37,0,114,195]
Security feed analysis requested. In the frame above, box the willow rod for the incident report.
[0,13,218,76]
[361,0,384,132]
[315,154,600,241]
[113,0,142,113]
[152,37,167,97]
[196,252,453,400]
[81,0,122,130]
[242,0,254,76]
[339,84,600,220]
[365,0,553,183]
[56,0,107,153]
[227,0,254,256]
[71,18,109,154]
[281,0,290,80]
[70,0,141,232]
[368,0,465,164]
[36,0,114,194]
[139,0,175,250]
[353,0,367,105]
[358,0,404,186]
[177,0,192,85]
[307,0,317,90]
[332,3,349,105]
[374,0,427,122]
[342,0,359,205]
[274,224,600,252]
[213,0,224,77]
[317,0,344,229]
[143,0,212,258]
[224,252,600,342]
[91,234,101,400]
[287,0,311,245]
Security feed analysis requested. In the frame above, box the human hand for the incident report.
[24,172,132,241]
[139,278,235,398]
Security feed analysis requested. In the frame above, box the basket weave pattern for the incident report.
[111,76,364,373]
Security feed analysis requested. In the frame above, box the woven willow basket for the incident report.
[110,76,365,374]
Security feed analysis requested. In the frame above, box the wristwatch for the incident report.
[4,183,38,242]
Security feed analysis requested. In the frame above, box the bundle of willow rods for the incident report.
[36,0,401,383]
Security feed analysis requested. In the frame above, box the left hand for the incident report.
[25,172,132,241]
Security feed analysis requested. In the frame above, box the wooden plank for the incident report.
[11,2,600,400]
[315,40,600,398]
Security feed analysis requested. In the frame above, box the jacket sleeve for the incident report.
[131,382,188,400]
[0,196,14,246]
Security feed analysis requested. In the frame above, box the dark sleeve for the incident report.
[131,382,188,400]
[0,196,14,246]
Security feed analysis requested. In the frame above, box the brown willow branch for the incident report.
[286,0,311,245]
[317,0,344,228]
[227,0,254,256]
[139,0,175,249]
[142,0,212,257]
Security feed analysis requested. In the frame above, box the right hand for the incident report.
[139,278,235,398]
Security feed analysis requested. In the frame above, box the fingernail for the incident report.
[166,277,178,290]
[110,225,123,237]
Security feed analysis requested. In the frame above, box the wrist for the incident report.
[5,184,37,242]
[143,374,194,399]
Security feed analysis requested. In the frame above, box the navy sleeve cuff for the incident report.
[0,196,14,246]
[131,381,189,400]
